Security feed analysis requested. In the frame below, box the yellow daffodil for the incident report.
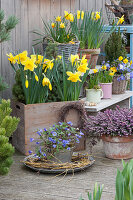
[69,13,74,22]
[69,40,75,44]
[51,23,56,28]
[110,67,117,73]
[81,55,87,64]
[15,51,28,64]
[130,60,132,65]
[7,53,16,64]
[22,57,37,71]
[77,63,89,73]
[60,22,65,28]
[81,11,84,20]
[77,10,80,19]
[31,55,43,65]
[70,54,79,65]
[67,34,70,38]
[64,11,70,20]
[43,59,54,71]
[93,68,98,73]
[117,15,124,25]
[95,12,100,20]
[101,65,107,70]
[34,73,39,82]
[66,71,81,82]
[123,58,128,64]
[56,16,61,22]
[118,56,123,61]
[42,77,52,90]
[56,55,62,60]
[25,77,29,88]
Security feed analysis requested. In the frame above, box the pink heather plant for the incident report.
[85,106,133,137]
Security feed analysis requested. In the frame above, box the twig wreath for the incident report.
[59,101,88,130]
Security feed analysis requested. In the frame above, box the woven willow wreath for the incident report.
[59,101,88,130]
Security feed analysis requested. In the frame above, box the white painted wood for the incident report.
[84,90,133,112]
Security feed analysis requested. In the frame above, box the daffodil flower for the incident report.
[70,54,79,65]
[56,16,61,22]
[101,65,107,70]
[31,55,43,65]
[22,57,37,71]
[51,23,56,28]
[77,10,80,19]
[7,53,16,64]
[117,15,124,25]
[66,71,81,82]
[42,76,52,90]
[25,76,29,88]
[15,51,28,64]
[69,13,74,22]
[64,11,70,20]
[81,11,84,20]
[60,22,65,28]
[93,68,98,73]
[77,63,89,73]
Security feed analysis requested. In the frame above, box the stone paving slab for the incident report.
[0,140,124,200]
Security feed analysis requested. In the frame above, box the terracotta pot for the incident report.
[101,135,133,159]
[78,48,100,69]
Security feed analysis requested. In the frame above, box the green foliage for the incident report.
[0,76,8,92]
[0,99,20,175]
[115,159,133,200]
[45,42,58,59]
[79,182,104,200]
[105,28,127,63]
[12,70,25,104]
[0,9,19,43]
[71,10,116,49]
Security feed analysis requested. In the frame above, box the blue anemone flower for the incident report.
[43,153,46,157]
[51,131,57,136]
[36,142,40,145]
[37,131,41,136]
[28,150,32,154]
[59,122,63,125]
[67,147,71,150]
[44,128,47,131]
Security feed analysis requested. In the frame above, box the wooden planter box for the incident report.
[11,100,86,155]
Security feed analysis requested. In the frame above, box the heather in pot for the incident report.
[85,106,133,159]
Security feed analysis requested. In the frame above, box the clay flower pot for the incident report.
[78,48,100,69]
[101,135,133,159]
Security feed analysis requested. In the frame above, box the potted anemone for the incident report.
[29,122,84,163]
[99,62,114,99]
[109,56,133,94]
[71,10,116,68]
[33,11,79,63]
[86,68,103,103]
[7,52,89,155]
[85,106,133,159]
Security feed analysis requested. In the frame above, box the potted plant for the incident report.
[71,10,116,68]
[7,52,89,155]
[33,11,79,63]
[99,62,114,99]
[29,121,84,163]
[85,106,133,159]
[109,56,133,94]
[86,68,103,103]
